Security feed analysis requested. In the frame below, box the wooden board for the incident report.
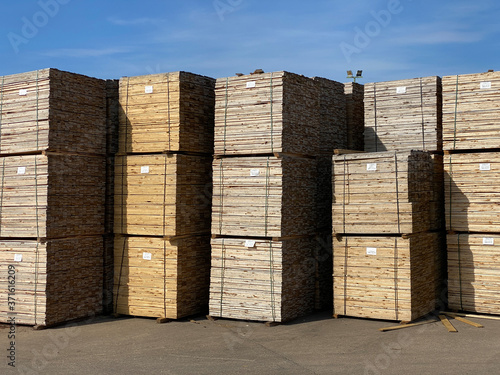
[364,76,442,152]
[114,235,210,319]
[333,233,445,321]
[214,72,346,156]
[0,154,106,238]
[447,233,500,315]
[344,82,364,151]
[442,71,500,151]
[0,69,107,155]
[0,237,104,326]
[332,151,435,234]
[210,236,323,322]
[118,72,215,154]
[114,154,212,237]
[212,155,316,238]
[444,152,500,232]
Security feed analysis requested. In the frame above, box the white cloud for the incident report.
[42,47,132,58]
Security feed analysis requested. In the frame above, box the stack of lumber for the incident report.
[0,69,107,155]
[0,237,103,326]
[0,154,105,238]
[209,237,317,322]
[214,72,324,156]
[444,152,500,232]
[212,155,316,238]
[332,151,435,235]
[344,82,365,151]
[118,72,215,154]
[442,71,500,151]
[114,71,215,320]
[447,233,500,314]
[114,235,210,319]
[114,154,212,237]
[0,69,109,326]
[333,233,444,321]
[364,76,442,152]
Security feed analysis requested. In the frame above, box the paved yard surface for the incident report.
[2,311,499,374]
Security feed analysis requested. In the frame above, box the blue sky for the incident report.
[1,0,499,83]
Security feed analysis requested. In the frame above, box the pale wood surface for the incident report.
[332,151,436,234]
[0,69,107,155]
[113,235,210,319]
[114,154,212,237]
[118,72,215,154]
[442,71,500,151]
[0,237,104,326]
[333,233,444,321]
[364,76,442,152]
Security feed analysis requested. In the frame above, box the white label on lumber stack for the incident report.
[245,240,256,248]
[366,163,377,171]
[14,254,23,262]
[246,81,256,88]
[141,166,150,174]
[483,237,495,245]
[19,89,28,96]
[145,86,153,94]
[479,163,491,171]
[250,169,260,176]
[396,86,407,94]
[480,82,492,89]
[17,167,26,175]
[142,252,152,260]
[366,247,377,255]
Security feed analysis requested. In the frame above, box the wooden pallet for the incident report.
[0,153,106,238]
[442,71,500,151]
[333,233,445,321]
[0,237,104,327]
[0,68,107,156]
[113,235,210,320]
[212,155,316,238]
[444,152,500,232]
[118,72,215,154]
[210,236,323,323]
[114,154,212,237]
[344,82,364,151]
[214,72,346,156]
[364,76,442,152]
[332,151,435,235]
[447,233,500,315]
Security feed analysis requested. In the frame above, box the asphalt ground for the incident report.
[1,310,499,375]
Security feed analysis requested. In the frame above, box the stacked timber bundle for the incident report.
[344,82,364,151]
[118,72,215,154]
[332,151,435,235]
[447,233,500,314]
[444,152,500,232]
[114,154,212,237]
[0,69,107,155]
[364,76,442,152]
[215,72,324,156]
[442,71,500,151]
[0,154,105,238]
[211,155,316,238]
[442,71,500,315]
[113,235,210,319]
[209,237,317,322]
[0,237,103,326]
[114,71,214,321]
[211,71,346,322]
[333,233,443,321]
[0,68,107,327]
